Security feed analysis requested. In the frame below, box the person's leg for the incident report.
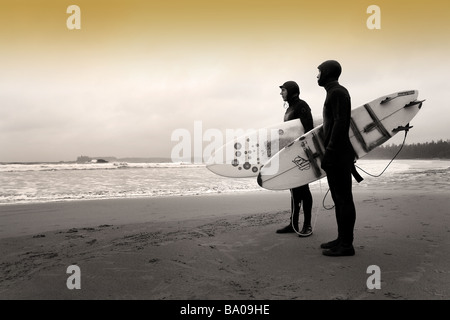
[297,184,313,237]
[319,169,341,247]
[322,164,356,256]
[276,189,300,233]
[334,167,356,246]
[299,184,312,227]
[290,187,301,231]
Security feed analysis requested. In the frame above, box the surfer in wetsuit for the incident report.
[317,60,357,256]
[276,81,314,237]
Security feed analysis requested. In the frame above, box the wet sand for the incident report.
[0,189,449,300]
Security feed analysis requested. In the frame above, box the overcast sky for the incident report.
[1,0,449,162]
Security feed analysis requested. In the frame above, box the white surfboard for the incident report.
[257,90,424,190]
[206,118,322,178]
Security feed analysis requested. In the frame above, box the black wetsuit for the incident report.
[281,81,314,231]
[318,61,356,247]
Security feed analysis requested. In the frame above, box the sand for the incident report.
[0,189,449,300]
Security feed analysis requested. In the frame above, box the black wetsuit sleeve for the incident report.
[326,91,351,152]
[299,101,314,133]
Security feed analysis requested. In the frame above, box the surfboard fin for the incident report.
[404,100,425,109]
[392,123,413,133]
[380,96,395,104]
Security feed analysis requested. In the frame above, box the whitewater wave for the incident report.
[0,162,205,173]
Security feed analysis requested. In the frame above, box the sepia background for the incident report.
[1,0,449,162]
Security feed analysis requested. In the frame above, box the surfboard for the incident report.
[206,117,322,178]
[257,90,424,190]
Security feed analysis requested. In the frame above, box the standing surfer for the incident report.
[276,81,314,237]
[317,60,357,256]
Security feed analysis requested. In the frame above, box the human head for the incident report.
[279,81,300,102]
[317,60,342,87]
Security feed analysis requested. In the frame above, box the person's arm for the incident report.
[299,102,314,133]
[326,91,351,153]
[321,91,351,169]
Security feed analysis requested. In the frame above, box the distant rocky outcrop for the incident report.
[76,156,112,163]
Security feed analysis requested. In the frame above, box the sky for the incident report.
[1,0,450,162]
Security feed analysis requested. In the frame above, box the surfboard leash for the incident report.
[313,178,330,231]
[322,188,335,211]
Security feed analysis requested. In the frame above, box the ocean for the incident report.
[0,159,449,205]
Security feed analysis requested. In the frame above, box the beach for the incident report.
[1,188,449,300]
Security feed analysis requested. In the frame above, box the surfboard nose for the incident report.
[257,173,263,187]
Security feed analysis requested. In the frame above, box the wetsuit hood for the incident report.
[317,60,342,87]
[279,81,300,103]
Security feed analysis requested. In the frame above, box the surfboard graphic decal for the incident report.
[292,156,310,171]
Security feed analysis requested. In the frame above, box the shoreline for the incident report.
[0,188,267,207]
[0,190,287,239]
[1,189,449,300]
[0,188,433,239]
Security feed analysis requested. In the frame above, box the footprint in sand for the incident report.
[262,238,289,252]
[66,234,85,239]
[27,252,59,259]
[330,294,349,300]
[81,227,97,232]
[384,291,404,299]
[170,259,197,271]
[397,266,426,283]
